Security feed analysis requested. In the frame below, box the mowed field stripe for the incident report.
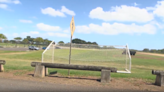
[137,52,164,57]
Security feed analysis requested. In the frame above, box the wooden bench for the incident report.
[0,60,6,72]
[31,62,117,83]
[152,70,164,86]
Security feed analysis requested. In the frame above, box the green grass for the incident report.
[0,50,164,81]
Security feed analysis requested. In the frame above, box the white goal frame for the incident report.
[42,41,56,63]
[117,44,131,73]
[42,42,132,73]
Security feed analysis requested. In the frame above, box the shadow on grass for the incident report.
[48,75,100,82]
[146,82,161,87]
[49,71,58,75]
[28,74,34,77]
[48,71,100,82]
[28,71,101,82]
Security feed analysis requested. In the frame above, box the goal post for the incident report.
[117,44,131,73]
[42,42,132,73]
[42,41,55,63]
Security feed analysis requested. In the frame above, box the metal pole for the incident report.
[52,44,54,63]
[68,36,72,75]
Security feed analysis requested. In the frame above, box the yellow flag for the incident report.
[70,16,75,37]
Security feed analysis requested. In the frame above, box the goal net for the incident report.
[42,42,131,73]
[42,41,55,63]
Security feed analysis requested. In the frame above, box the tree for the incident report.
[92,42,98,45]
[43,39,49,45]
[72,38,99,45]
[150,49,157,53]
[23,38,29,44]
[26,36,34,44]
[14,37,22,43]
[87,41,91,44]
[58,41,64,44]
[143,48,149,52]
[22,38,29,47]
[4,40,8,43]
[34,37,44,45]
[0,34,7,42]
[10,40,16,43]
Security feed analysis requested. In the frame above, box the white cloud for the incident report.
[5,31,69,40]
[0,4,7,9]
[61,6,75,16]
[76,22,156,35]
[89,6,154,22]
[63,30,69,33]
[0,0,21,4]
[19,20,33,23]
[153,1,164,18]
[0,27,2,30]
[41,7,66,17]
[41,6,75,17]
[13,0,20,4]
[47,32,69,37]
[134,2,138,6]
[149,21,164,29]
[36,23,61,31]
[21,31,40,36]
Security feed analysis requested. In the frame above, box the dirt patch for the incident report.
[133,55,164,61]
[137,52,164,57]
[0,52,30,55]
[0,70,164,91]
[0,47,29,51]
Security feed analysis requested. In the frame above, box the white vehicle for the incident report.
[29,46,39,50]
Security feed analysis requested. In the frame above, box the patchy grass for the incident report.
[0,50,163,81]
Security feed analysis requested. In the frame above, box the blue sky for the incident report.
[0,0,164,50]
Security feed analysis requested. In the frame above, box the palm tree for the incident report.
[0,34,7,42]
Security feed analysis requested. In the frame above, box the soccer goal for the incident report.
[42,42,131,73]
[42,41,55,63]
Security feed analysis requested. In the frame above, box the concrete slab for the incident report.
[0,64,4,72]
[45,67,49,76]
[34,63,45,78]
[155,73,164,86]
[101,69,111,83]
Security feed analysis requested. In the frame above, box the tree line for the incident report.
[143,48,164,54]
[0,33,52,46]
[58,38,98,45]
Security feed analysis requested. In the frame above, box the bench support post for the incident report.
[101,69,111,83]
[45,67,49,76]
[0,64,4,72]
[155,74,164,86]
[34,63,45,77]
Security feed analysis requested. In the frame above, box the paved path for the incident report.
[0,78,142,92]
[0,47,29,51]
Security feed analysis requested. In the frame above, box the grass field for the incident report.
[0,49,164,81]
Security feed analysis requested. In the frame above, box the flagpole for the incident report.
[68,35,72,75]
[68,16,75,76]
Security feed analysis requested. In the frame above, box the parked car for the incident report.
[42,47,47,50]
[55,46,61,49]
[29,46,39,50]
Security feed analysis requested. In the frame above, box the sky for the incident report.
[0,0,164,50]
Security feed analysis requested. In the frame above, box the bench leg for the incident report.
[101,69,111,83]
[0,64,4,72]
[155,74,164,86]
[34,63,45,78]
[45,67,49,76]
